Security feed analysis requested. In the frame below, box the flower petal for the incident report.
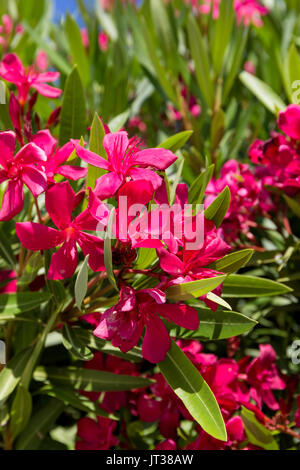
[56,165,87,181]
[0,180,24,221]
[77,232,105,272]
[16,222,63,250]
[21,166,47,197]
[72,141,110,170]
[103,131,129,167]
[16,142,47,163]
[94,172,123,200]
[133,148,177,170]
[32,83,62,99]
[155,303,199,330]
[143,313,171,363]
[128,167,162,190]
[31,130,57,157]
[45,181,75,229]
[47,240,78,280]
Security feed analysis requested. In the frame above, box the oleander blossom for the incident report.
[73,131,177,199]
[93,286,199,363]
[205,160,273,244]
[30,130,87,184]
[0,53,62,106]
[16,181,109,280]
[76,416,118,450]
[250,105,300,194]
[0,131,47,221]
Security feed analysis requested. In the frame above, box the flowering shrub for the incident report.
[0,0,299,452]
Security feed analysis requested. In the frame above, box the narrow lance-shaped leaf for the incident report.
[189,164,215,205]
[33,366,154,392]
[166,275,226,302]
[16,397,65,450]
[159,341,227,441]
[241,407,279,451]
[10,385,32,440]
[0,348,33,405]
[62,324,93,361]
[171,308,257,341]
[75,255,89,311]
[209,249,254,273]
[222,274,293,298]
[158,131,193,153]
[65,13,90,85]
[187,13,214,108]
[104,208,119,292]
[59,66,86,146]
[204,186,231,228]
[240,71,286,115]
[0,292,52,317]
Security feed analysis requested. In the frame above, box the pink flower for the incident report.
[31,130,87,184]
[73,131,177,199]
[76,416,118,450]
[34,51,49,72]
[234,0,268,27]
[81,28,89,49]
[0,270,17,293]
[198,0,221,19]
[295,396,300,428]
[244,60,256,75]
[93,286,199,363]
[246,344,286,410]
[278,104,300,141]
[16,181,109,280]
[0,53,62,106]
[205,160,272,244]
[0,131,47,221]
[155,439,177,450]
[98,32,109,51]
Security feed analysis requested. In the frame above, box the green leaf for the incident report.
[189,164,215,205]
[150,0,174,58]
[223,27,249,100]
[211,0,234,74]
[33,366,153,391]
[0,292,52,317]
[75,255,89,311]
[158,131,193,153]
[159,341,227,441]
[166,275,226,302]
[22,21,71,75]
[65,13,89,86]
[209,249,254,273]
[204,186,231,228]
[222,274,293,298]
[75,328,143,363]
[0,84,12,130]
[135,248,157,270]
[37,385,116,419]
[59,66,86,146]
[108,109,130,132]
[241,407,279,450]
[62,324,93,361]
[10,385,32,439]
[0,223,15,269]
[286,43,300,103]
[0,348,33,405]
[16,397,65,450]
[86,113,107,194]
[140,16,177,104]
[240,71,286,114]
[170,158,184,205]
[18,252,43,288]
[283,194,300,218]
[171,308,257,340]
[104,208,119,292]
[187,13,213,108]
[95,3,118,41]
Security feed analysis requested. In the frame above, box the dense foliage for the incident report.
[0,0,300,451]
